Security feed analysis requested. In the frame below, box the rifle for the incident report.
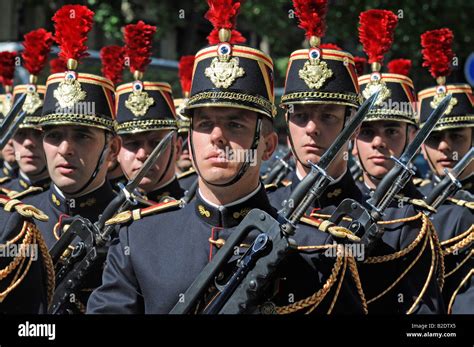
[48,130,176,314]
[169,90,380,314]
[327,94,453,254]
[0,94,27,150]
[262,149,293,186]
[424,147,474,210]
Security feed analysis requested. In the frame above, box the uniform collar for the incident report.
[357,179,423,201]
[49,182,117,219]
[2,161,18,178]
[194,183,277,228]
[18,171,50,190]
[290,168,362,209]
[147,177,184,202]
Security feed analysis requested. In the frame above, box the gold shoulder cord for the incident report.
[299,212,445,314]
[447,268,473,314]
[0,198,55,307]
[275,244,368,314]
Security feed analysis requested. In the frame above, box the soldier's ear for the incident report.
[107,135,122,162]
[175,134,183,160]
[262,132,278,161]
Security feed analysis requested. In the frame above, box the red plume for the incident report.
[22,28,53,76]
[421,28,454,79]
[292,0,328,40]
[354,56,367,76]
[100,45,125,85]
[359,9,398,64]
[124,21,156,75]
[52,5,94,64]
[205,0,246,45]
[387,58,412,76]
[178,55,195,96]
[0,51,17,87]
[50,57,66,74]
[320,43,341,50]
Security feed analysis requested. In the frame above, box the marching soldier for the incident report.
[114,21,184,203]
[100,45,128,192]
[417,28,473,313]
[88,0,367,314]
[348,9,448,314]
[0,140,18,182]
[267,3,362,212]
[0,51,19,182]
[418,33,474,198]
[1,29,53,196]
[0,195,54,313]
[21,5,120,251]
[175,55,198,192]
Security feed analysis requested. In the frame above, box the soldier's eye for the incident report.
[290,113,308,125]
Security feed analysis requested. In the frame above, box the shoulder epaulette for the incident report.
[0,176,11,185]
[394,194,437,213]
[0,195,48,222]
[177,168,196,180]
[447,197,474,210]
[264,183,278,191]
[105,199,182,226]
[413,178,431,187]
[7,186,44,200]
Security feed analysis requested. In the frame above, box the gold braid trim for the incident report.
[0,177,11,185]
[0,198,48,222]
[366,225,429,305]
[300,216,361,242]
[347,255,368,314]
[445,249,473,278]
[0,220,55,306]
[441,226,473,246]
[275,246,344,314]
[406,232,437,314]
[443,230,474,256]
[430,228,445,290]
[8,186,44,200]
[105,200,181,226]
[326,255,347,314]
[364,213,427,264]
[447,269,473,314]
[447,197,474,209]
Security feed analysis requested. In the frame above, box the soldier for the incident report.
[417,28,473,313]
[100,45,127,192]
[350,12,461,314]
[1,29,54,195]
[175,55,198,193]
[0,140,18,182]
[418,33,474,198]
[21,5,120,251]
[0,52,18,182]
[0,194,54,313]
[114,21,184,203]
[267,6,362,212]
[88,0,367,314]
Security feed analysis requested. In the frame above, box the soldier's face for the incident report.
[192,107,265,186]
[176,134,192,172]
[287,104,347,177]
[354,121,407,178]
[12,128,47,177]
[43,126,119,195]
[118,131,177,192]
[422,128,473,178]
[1,139,16,164]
